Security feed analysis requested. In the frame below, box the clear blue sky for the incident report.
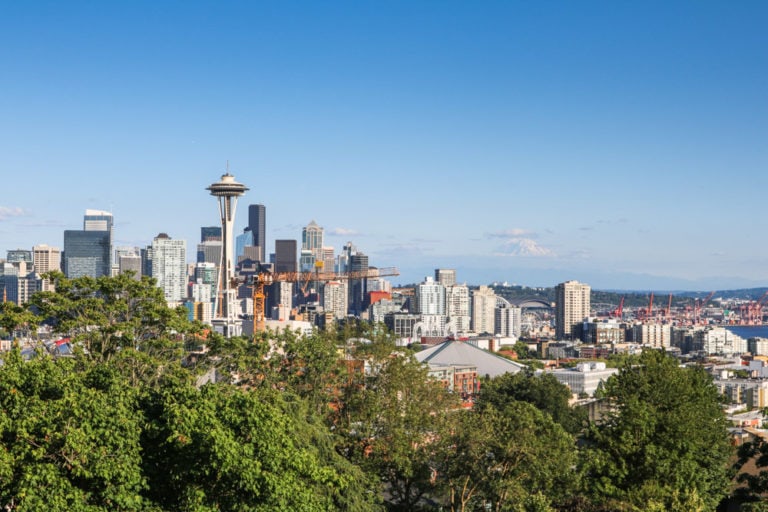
[1,1,766,290]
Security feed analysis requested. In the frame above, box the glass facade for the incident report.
[63,230,111,278]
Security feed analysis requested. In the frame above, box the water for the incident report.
[725,326,768,339]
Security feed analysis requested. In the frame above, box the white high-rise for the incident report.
[555,280,591,340]
[415,276,446,316]
[323,281,348,320]
[472,285,497,334]
[446,284,470,332]
[151,234,187,303]
[496,304,522,338]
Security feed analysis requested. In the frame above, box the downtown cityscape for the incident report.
[2,2,768,511]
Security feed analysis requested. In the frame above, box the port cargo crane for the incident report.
[739,290,768,325]
[252,266,400,332]
[694,291,716,325]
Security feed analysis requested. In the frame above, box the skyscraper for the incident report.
[349,252,369,315]
[472,285,497,334]
[555,280,591,340]
[274,240,297,273]
[33,244,61,291]
[201,226,222,242]
[150,233,187,303]
[248,204,266,263]
[83,209,114,265]
[7,250,33,264]
[63,230,111,278]
[446,283,470,332]
[435,269,457,287]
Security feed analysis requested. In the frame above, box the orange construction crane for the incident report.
[252,266,400,332]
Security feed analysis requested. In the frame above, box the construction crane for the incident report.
[664,293,673,321]
[609,297,625,320]
[252,266,400,332]
[694,291,716,325]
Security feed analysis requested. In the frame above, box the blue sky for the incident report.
[1,1,766,290]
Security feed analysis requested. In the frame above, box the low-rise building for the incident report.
[543,362,619,397]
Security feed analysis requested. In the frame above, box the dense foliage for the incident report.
[0,274,737,511]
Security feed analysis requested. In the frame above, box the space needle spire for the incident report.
[207,170,249,337]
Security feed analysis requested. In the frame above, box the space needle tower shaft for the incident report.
[207,172,249,337]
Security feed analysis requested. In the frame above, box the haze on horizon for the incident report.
[1,1,766,292]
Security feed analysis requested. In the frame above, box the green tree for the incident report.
[581,349,732,510]
[476,369,587,434]
[30,272,194,362]
[141,381,375,511]
[437,403,577,512]
[335,353,459,510]
[0,301,38,340]
[0,350,150,511]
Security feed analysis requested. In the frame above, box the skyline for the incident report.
[1,2,766,291]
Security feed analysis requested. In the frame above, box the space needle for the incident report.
[207,171,249,337]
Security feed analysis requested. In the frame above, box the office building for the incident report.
[274,240,297,273]
[555,280,591,340]
[349,252,369,315]
[235,229,253,263]
[302,221,323,258]
[150,234,187,303]
[6,250,32,264]
[32,244,61,291]
[435,269,456,287]
[472,285,497,334]
[248,204,266,263]
[197,240,222,267]
[83,209,113,264]
[201,226,222,242]
[63,230,111,278]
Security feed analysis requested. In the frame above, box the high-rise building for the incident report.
[248,204,266,263]
[114,246,141,280]
[150,234,187,303]
[472,285,497,334]
[33,244,61,291]
[83,209,113,264]
[200,226,222,242]
[414,276,446,316]
[446,284,470,332]
[435,269,456,287]
[208,173,248,337]
[7,250,33,264]
[197,241,222,267]
[555,280,591,340]
[299,221,324,272]
[235,229,253,263]
[83,209,113,232]
[495,303,522,338]
[322,281,348,320]
[63,230,111,278]
[274,240,297,273]
[349,252,369,315]
[302,221,323,257]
